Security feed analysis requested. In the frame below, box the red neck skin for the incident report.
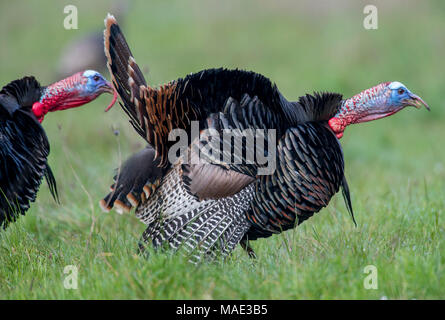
[32,72,96,123]
[328,82,391,139]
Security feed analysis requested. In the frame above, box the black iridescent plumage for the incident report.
[0,77,58,228]
[102,15,354,262]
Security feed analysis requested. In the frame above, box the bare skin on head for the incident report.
[31,70,117,122]
[328,81,429,139]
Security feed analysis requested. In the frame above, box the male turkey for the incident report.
[0,70,117,228]
[101,15,429,262]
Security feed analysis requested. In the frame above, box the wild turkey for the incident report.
[101,15,429,262]
[0,70,117,228]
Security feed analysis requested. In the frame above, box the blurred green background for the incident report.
[0,0,443,299]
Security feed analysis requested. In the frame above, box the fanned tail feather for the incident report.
[104,13,147,138]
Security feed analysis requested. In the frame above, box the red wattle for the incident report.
[32,102,46,122]
[328,117,346,139]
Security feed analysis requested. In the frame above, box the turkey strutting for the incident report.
[100,14,356,263]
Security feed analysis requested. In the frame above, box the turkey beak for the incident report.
[101,81,118,112]
[404,93,430,111]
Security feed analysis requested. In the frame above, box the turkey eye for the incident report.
[398,88,405,95]
[93,75,100,82]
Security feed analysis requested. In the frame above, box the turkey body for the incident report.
[102,15,354,262]
[0,77,57,228]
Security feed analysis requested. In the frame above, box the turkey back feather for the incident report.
[244,122,346,240]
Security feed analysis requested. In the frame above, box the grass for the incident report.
[0,0,444,299]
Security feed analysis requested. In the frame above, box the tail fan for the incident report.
[104,14,147,139]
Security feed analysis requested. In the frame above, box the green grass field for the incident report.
[0,0,443,299]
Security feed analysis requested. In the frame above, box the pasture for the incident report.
[0,0,443,299]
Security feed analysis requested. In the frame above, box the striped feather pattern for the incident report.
[245,122,345,240]
[137,163,254,263]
